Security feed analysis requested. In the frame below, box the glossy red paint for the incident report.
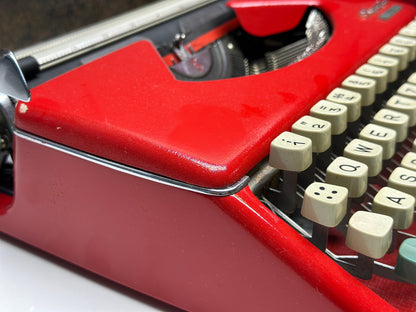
[14,0,416,189]
[227,1,316,36]
[2,0,416,311]
[0,137,395,311]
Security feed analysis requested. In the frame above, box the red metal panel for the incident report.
[14,0,416,188]
[0,136,394,311]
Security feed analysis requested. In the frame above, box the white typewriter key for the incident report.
[343,139,382,177]
[408,73,416,85]
[368,54,399,82]
[397,83,416,99]
[359,124,396,160]
[401,152,416,172]
[356,64,388,94]
[346,211,393,259]
[379,44,409,71]
[301,182,348,227]
[326,88,361,122]
[310,100,347,135]
[291,116,331,153]
[372,108,409,142]
[388,167,416,198]
[269,131,312,172]
[342,75,376,107]
[269,132,313,214]
[408,21,416,29]
[372,186,414,230]
[386,95,416,127]
[390,35,416,61]
[301,182,348,251]
[325,156,368,198]
[399,26,416,38]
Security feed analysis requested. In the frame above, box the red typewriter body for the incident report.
[1,0,416,311]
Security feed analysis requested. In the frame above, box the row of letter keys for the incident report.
[267,19,416,283]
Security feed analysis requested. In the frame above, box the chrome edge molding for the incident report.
[15,0,218,70]
[14,129,249,197]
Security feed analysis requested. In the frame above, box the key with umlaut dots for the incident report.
[301,182,348,251]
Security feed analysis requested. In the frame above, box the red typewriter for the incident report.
[1,0,416,310]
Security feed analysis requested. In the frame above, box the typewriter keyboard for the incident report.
[259,18,416,310]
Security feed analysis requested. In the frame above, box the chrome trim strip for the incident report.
[14,129,249,197]
[15,0,218,70]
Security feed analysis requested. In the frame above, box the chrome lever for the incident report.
[0,50,31,157]
[0,49,30,102]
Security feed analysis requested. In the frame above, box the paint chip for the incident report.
[19,104,28,114]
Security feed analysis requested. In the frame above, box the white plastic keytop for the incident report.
[301,182,348,227]
[388,167,416,198]
[368,54,399,82]
[401,152,416,172]
[326,88,361,122]
[359,124,397,160]
[385,95,416,127]
[379,43,409,71]
[343,139,382,177]
[397,83,416,99]
[372,186,414,230]
[399,26,416,38]
[342,75,376,107]
[310,100,347,135]
[269,131,312,172]
[408,73,416,85]
[291,116,331,153]
[356,64,388,94]
[390,35,416,61]
[346,211,393,259]
[325,156,368,198]
[372,108,409,142]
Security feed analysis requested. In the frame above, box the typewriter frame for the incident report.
[1,0,416,311]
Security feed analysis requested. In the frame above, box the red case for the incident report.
[2,0,416,311]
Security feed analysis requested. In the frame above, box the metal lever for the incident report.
[170,33,212,78]
[0,50,30,102]
[0,49,31,158]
